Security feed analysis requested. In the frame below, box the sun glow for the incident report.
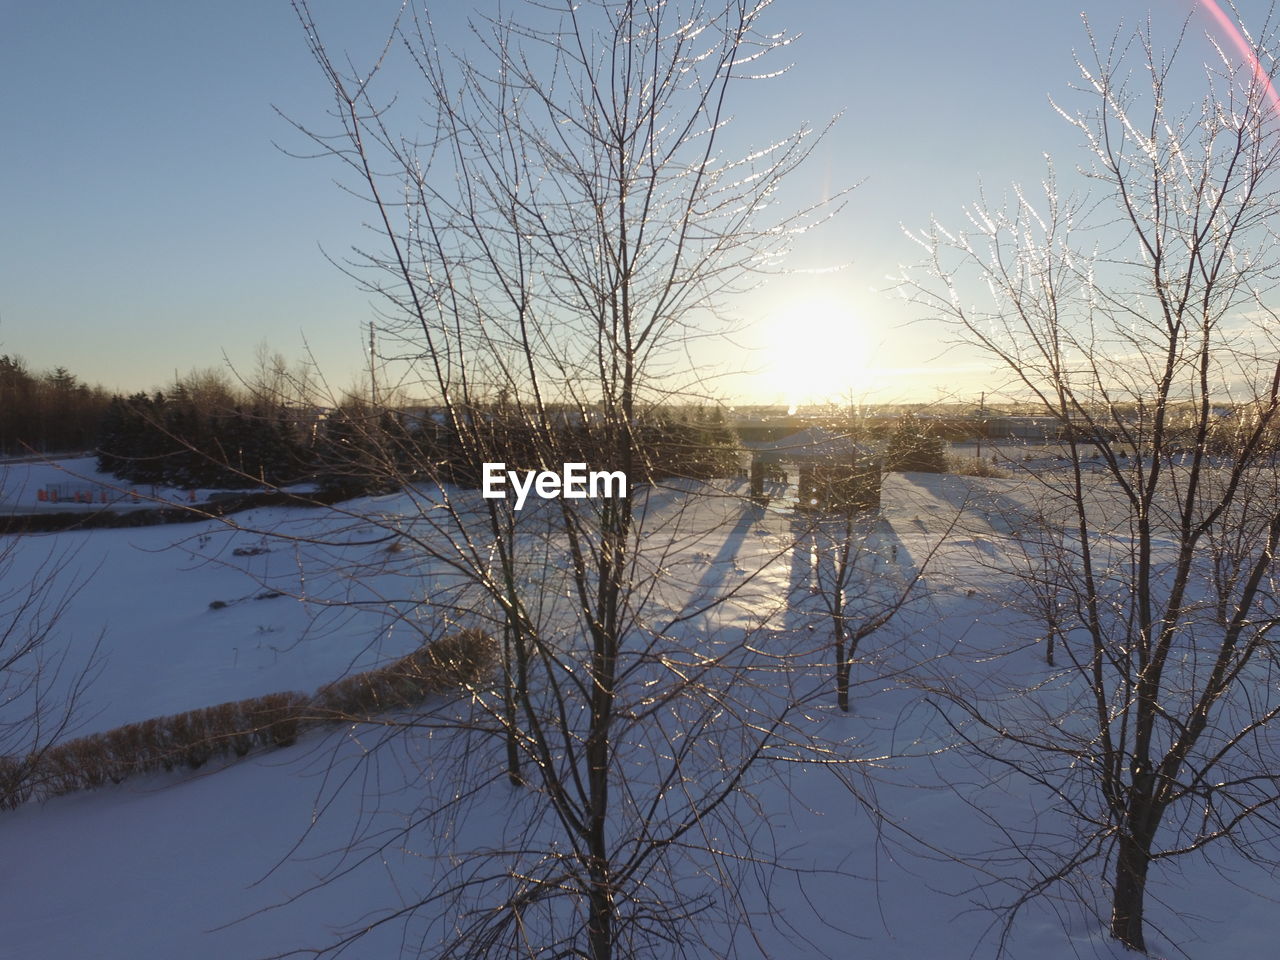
[760,298,873,406]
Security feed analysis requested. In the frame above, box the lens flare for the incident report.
[1201,0,1280,115]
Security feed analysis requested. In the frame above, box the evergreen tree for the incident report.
[884,415,946,473]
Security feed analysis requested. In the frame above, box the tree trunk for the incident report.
[585,691,614,960]
[586,864,614,960]
[835,634,850,713]
[501,620,524,786]
[1110,830,1152,951]
[584,507,621,960]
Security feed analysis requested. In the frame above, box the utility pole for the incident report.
[977,390,985,459]
[368,320,377,409]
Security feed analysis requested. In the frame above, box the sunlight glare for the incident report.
[761,299,871,406]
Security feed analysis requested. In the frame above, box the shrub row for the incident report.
[0,488,358,537]
[3,692,309,809]
[312,628,496,720]
[1,629,496,809]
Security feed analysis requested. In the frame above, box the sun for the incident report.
[760,298,871,406]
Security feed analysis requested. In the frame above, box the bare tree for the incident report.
[905,11,1280,953]
[808,511,895,712]
[268,1,852,957]
[0,523,98,807]
[802,489,936,712]
[1001,507,1075,668]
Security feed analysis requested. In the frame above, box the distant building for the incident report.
[984,414,1120,443]
[986,416,1062,442]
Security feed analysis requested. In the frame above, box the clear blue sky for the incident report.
[0,0,1265,402]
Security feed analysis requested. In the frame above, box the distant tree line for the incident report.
[316,403,743,499]
[0,356,112,456]
[0,359,743,492]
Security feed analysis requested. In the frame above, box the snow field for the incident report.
[0,465,1274,957]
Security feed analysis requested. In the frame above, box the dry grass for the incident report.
[1,630,495,807]
[947,456,1012,479]
[313,627,497,720]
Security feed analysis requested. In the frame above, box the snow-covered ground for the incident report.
[0,455,317,513]
[0,463,1274,958]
